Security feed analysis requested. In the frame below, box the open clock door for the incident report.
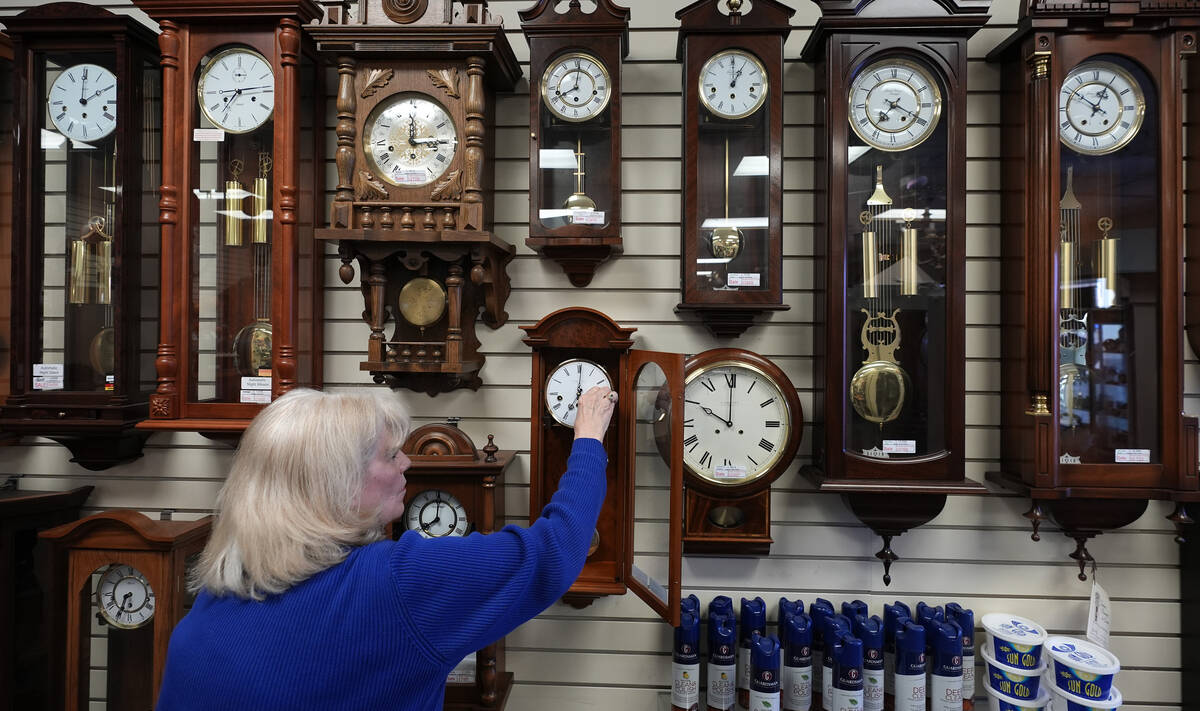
[625,349,684,627]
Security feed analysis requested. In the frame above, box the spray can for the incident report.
[782,611,813,711]
[853,615,884,711]
[674,610,702,711]
[915,604,944,704]
[711,596,734,619]
[925,621,963,711]
[883,602,912,709]
[832,632,864,711]
[781,597,804,636]
[823,615,852,711]
[709,610,738,711]
[740,597,767,710]
[810,599,835,711]
[683,594,701,618]
[842,600,869,620]
[750,633,783,711]
[893,621,926,711]
[944,605,974,711]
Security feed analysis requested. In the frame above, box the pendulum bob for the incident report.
[224,179,244,246]
[398,277,448,358]
[710,226,743,261]
[562,190,597,213]
[68,238,89,305]
[252,177,269,244]
[900,215,918,297]
[1059,239,1075,310]
[233,319,273,377]
[563,138,596,222]
[860,212,878,299]
[849,308,910,425]
[1057,363,1085,429]
[88,327,115,377]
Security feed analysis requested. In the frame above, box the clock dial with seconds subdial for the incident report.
[95,563,156,629]
[541,51,612,122]
[1058,61,1145,156]
[47,63,117,142]
[848,58,943,151]
[364,92,459,188]
[682,361,793,487]
[699,49,768,120]
[406,489,470,538]
[545,358,612,428]
[197,47,275,134]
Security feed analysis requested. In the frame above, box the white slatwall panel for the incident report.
[0,1,1189,709]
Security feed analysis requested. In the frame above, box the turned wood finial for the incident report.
[1023,501,1046,542]
[1068,535,1095,582]
[875,534,898,586]
[1167,502,1193,544]
[483,434,498,463]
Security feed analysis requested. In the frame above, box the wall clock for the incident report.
[522,307,684,625]
[655,348,802,555]
[1,2,162,467]
[991,0,1200,579]
[394,420,515,710]
[801,0,989,584]
[521,0,630,287]
[675,0,793,339]
[308,1,521,396]
[132,0,325,438]
[39,510,210,711]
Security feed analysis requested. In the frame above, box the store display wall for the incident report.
[0,1,1189,709]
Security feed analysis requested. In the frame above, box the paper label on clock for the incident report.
[396,170,427,185]
[1115,448,1150,463]
[192,128,225,142]
[447,652,476,684]
[105,375,115,392]
[883,440,917,454]
[727,273,761,287]
[570,209,605,225]
[714,464,747,480]
[240,389,271,404]
[32,363,64,391]
[240,376,271,391]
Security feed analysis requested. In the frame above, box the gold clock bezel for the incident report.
[362,91,459,188]
[698,48,770,120]
[94,563,156,630]
[847,57,944,152]
[196,47,275,135]
[1058,60,1146,157]
[540,51,613,123]
[544,357,613,428]
[397,277,447,327]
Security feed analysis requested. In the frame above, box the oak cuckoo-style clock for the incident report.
[801,0,990,585]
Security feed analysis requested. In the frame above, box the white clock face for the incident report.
[682,362,792,486]
[848,58,943,151]
[47,63,117,143]
[541,52,612,122]
[545,358,612,428]
[1058,61,1146,156]
[197,47,275,134]
[364,93,459,187]
[699,49,768,120]
[406,489,470,538]
[95,564,155,629]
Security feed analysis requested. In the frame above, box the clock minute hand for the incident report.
[686,399,733,427]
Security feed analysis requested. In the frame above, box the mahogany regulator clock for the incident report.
[801,0,989,584]
[675,0,793,338]
[520,0,630,287]
[1,3,162,467]
[991,0,1200,580]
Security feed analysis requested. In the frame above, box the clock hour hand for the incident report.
[120,591,133,611]
[686,399,733,427]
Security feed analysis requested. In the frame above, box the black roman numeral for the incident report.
[724,373,736,388]
[760,398,775,408]
[701,379,716,392]
[699,451,712,468]
[758,439,775,452]
[765,420,781,428]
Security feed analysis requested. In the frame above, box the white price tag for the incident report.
[570,209,605,225]
[240,376,272,391]
[396,170,426,185]
[1115,448,1151,463]
[883,440,917,454]
[714,465,747,480]
[33,363,64,391]
[1086,578,1111,649]
[192,128,225,142]
[240,389,271,404]
[727,273,761,287]
[447,652,476,684]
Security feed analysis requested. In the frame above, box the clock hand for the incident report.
[727,377,734,425]
[221,89,241,121]
[1071,89,1106,116]
[685,399,733,428]
[216,85,272,94]
[120,591,133,611]
[80,67,87,103]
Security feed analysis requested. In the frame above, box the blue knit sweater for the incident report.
[155,438,608,711]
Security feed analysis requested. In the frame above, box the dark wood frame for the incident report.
[133,0,325,437]
[988,1,1200,579]
[520,0,629,288]
[1,3,161,468]
[675,0,793,339]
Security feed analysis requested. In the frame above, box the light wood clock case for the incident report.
[675,0,793,339]
[132,0,325,438]
[802,0,990,585]
[39,510,211,711]
[1,3,162,468]
[395,421,515,711]
[522,307,684,625]
[520,0,630,287]
[308,1,519,396]
[990,0,1200,580]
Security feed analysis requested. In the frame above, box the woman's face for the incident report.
[360,437,412,524]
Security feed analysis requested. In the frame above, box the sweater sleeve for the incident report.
[390,437,608,665]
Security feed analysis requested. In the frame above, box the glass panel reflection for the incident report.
[633,361,670,607]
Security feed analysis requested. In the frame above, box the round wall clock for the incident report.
[363,92,459,187]
[540,51,612,122]
[47,62,117,142]
[848,57,943,151]
[1058,60,1145,156]
[196,47,275,134]
[95,563,155,629]
[405,489,470,538]
[699,48,768,120]
[544,358,613,427]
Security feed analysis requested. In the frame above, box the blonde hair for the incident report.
[193,387,411,599]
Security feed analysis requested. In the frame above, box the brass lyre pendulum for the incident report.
[252,151,271,244]
[1058,165,1087,429]
[709,136,742,260]
[225,158,244,246]
[563,136,596,217]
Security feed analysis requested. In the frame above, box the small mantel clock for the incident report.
[395,420,515,710]
[675,0,792,339]
[520,0,630,287]
[801,0,989,585]
[1,3,162,468]
[39,510,211,711]
[308,1,521,396]
[990,0,1200,580]
[132,0,325,438]
[523,307,684,625]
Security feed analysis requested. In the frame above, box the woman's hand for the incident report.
[574,386,616,441]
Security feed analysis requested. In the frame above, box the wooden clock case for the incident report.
[520,0,630,287]
[801,0,989,584]
[0,33,13,444]
[990,0,1200,579]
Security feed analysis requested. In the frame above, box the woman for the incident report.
[156,385,615,710]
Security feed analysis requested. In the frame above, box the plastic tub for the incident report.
[1044,637,1120,702]
[1048,683,1122,710]
[981,614,1047,671]
[981,646,1046,701]
[983,683,1052,711]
